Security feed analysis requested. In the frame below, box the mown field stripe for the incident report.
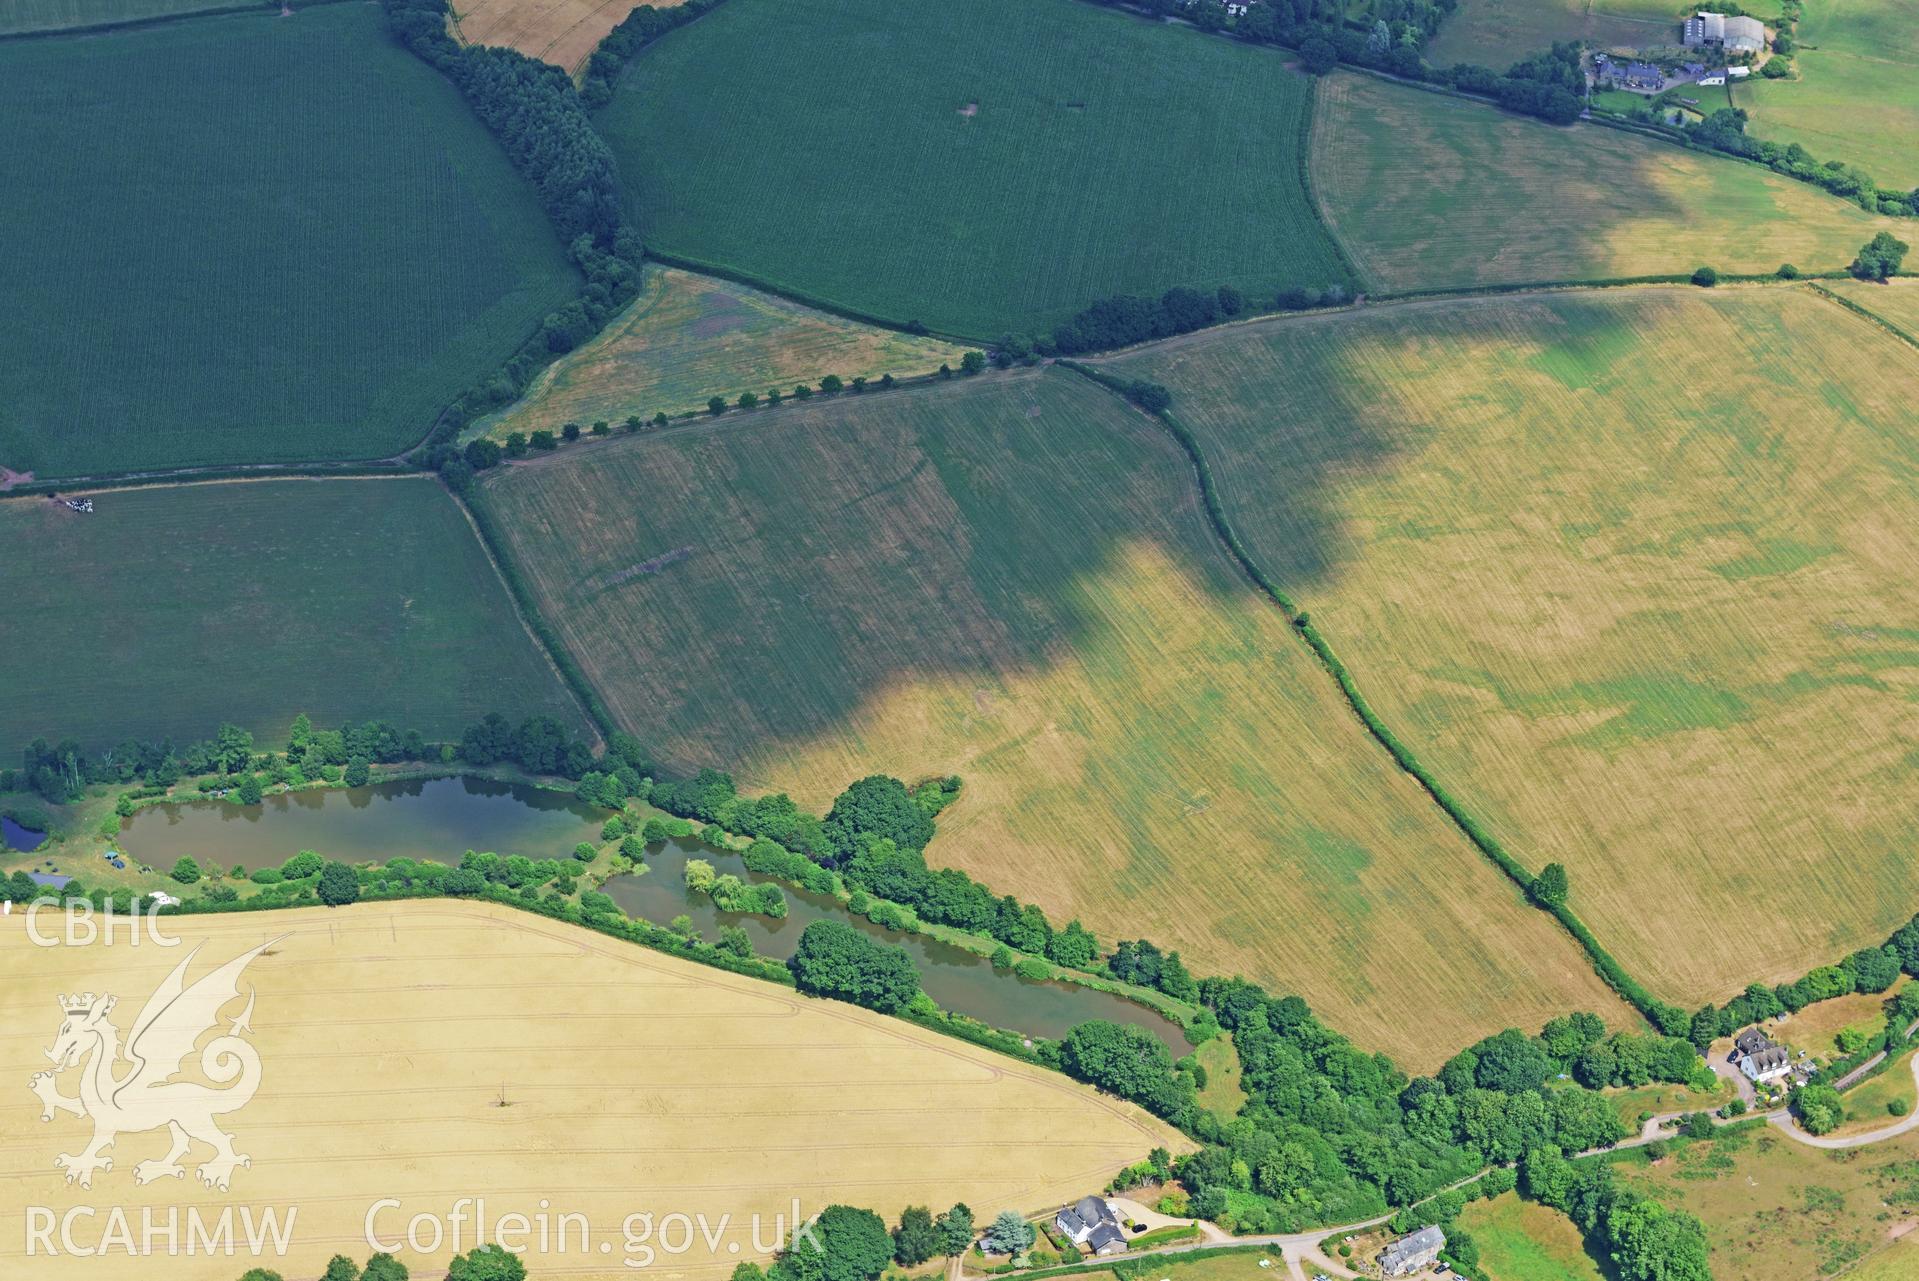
[1059,358,1669,1031]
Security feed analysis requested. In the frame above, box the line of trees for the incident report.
[377,0,651,455]
[1078,0,1584,126]
[10,709,616,810]
[580,0,729,106]
[1685,109,1919,218]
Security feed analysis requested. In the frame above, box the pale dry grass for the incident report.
[1827,278,1919,338]
[1311,73,1899,293]
[1109,286,1919,1010]
[475,267,964,441]
[451,0,684,75]
[0,900,1180,1280]
[475,368,1636,1065]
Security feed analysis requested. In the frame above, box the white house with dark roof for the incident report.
[1380,1225,1445,1277]
[1733,1028,1793,1083]
[1054,1197,1127,1257]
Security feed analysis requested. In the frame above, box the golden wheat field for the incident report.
[472,367,1636,1064]
[474,268,964,441]
[0,900,1180,1281]
[450,0,683,76]
[1310,73,1899,294]
[1107,285,1919,1010]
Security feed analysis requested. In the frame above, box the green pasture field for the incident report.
[473,267,965,440]
[1106,285,1919,1011]
[1734,0,1919,190]
[594,0,1351,340]
[0,0,257,34]
[1427,0,1679,69]
[1456,1192,1606,1281]
[471,367,1634,1065]
[1310,72,1900,293]
[1617,1123,1919,1278]
[0,478,586,758]
[0,4,579,480]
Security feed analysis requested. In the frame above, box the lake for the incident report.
[119,775,1190,1049]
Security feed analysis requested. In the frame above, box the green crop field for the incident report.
[474,267,965,440]
[1107,285,1919,1011]
[0,478,586,758]
[1427,0,1678,69]
[471,367,1635,1064]
[0,4,579,480]
[1457,1192,1606,1281]
[1734,0,1919,191]
[0,0,250,34]
[1311,72,1899,293]
[594,0,1352,340]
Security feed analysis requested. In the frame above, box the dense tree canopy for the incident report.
[788,922,920,1013]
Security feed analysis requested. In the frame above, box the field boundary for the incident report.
[1807,281,1919,354]
[1295,74,1369,292]
[1059,358,1671,1031]
[641,249,991,346]
[0,459,417,501]
[459,478,620,746]
[0,0,361,44]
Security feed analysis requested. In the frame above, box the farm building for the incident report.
[1684,11,1765,54]
[1054,1197,1127,1256]
[26,872,72,890]
[1380,1224,1446,1277]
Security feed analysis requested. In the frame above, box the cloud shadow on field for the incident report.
[477,358,1426,780]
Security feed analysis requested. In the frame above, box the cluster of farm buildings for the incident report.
[1593,10,1768,95]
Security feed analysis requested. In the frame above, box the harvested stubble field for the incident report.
[595,0,1352,339]
[1106,285,1919,1010]
[1616,1123,1919,1279]
[0,478,586,758]
[1425,0,1677,70]
[451,0,682,77]
[1733,0,1919,190]
[0,4,579,478]
[0,899,1180,1280]
[0,0,244,34]
[475,267,965,440]
[474,367,1633,1064]
[1310,73,1899,293]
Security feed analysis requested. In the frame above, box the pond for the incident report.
[118,775,603,871]
[605,841,1191,1051]
[118,775,1190,1050]
[2,814,48,852]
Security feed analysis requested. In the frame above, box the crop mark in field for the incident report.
[592,547,695,593]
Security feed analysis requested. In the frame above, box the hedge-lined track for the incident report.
[1107,286,1919,1010]
[0,477,588,756]
[595,0,1352,339]
[1311,72,1900,294]
[0,5,579,478]
[472,368,1635,1063]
